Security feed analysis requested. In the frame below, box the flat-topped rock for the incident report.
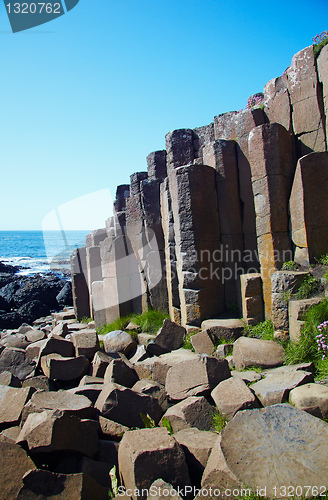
[201,319,244,341]
[30,389,93,418]
[71,329,100,359]
[231,370,262,383]
[191,330,215,355]
[251,369,313,406]
[41,354,89,381]
[211,376,260,419]
[165,356,231,401]
[0,370,21,388]
[289,383,328,419]
[0,439,36,500]
[98,416,129,441]
[0,386,34,429]
[17,411,99,457]
[160,396,213,432]
[0,333,30,350]
[0,348,36,380]
[233,336,285,370]
[118,427,191,500]
[152,349,199,385]
[219,404,328,498]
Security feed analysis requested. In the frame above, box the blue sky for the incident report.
[0,0,327,230]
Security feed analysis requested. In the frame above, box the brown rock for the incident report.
[191,331,215,355]
[147,478,183,500]
[92,351,113,378]
[95,382,162,428]
[165,356,231,401]
[0,348,36,380]
[39,336,75,358]
[211,377,259,419]
[232,337,285,370]
[17,410,99,457]
[0,370,21,388]
[118,427,191,500]
[17,469,108,500]
[174,428,218,486]
[152,349,198,385]
[30,389,93,419]
[161,396,214,432]
[68,384,104,405]
[147,319,185,355]
[132,379,168,411]
[289,383,328,419]
[0,386,34,429]
[289,297,323,342]
[220,404,328,498]
[98,416,129,441]
[71,329,100,359]
[289,152,328,265]
[0,439,36,500]
[240,273,264,325]
[41,354,89,381]
[201,319,244,342]
[104,358,139,388]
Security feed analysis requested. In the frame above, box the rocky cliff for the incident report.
[71,43,328,328]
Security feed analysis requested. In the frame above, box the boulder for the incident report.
[39,336,75,358]
[0,439,36,500]
[211,377,260,419]
[17,410,99,457]
[26,339,47,360]
[0,386,34,429]
[191,330,215,356]
[289,297,323,343]
[147,479,183,500]
[50,322,69,338]
[22,375,55,392]
[201,319,244,342]
[25,328,46,343]
[132,379,168,411]
[165,356,231,401]
[103,330,137,357]
[18,300,50,325]
[0,312,23,329]
[118,427,191,500]
[0,370,22,387]
[147,319,185,356]
[68,384,104,405]
[289,383,328,419]
[0,333,29,350]
[231,370,262,384]
[17,468,108,500]
[70,329,100,359]
[219,404,328,498]
[92,351,113,378]
[30,390,93,419]
[98,416,129,441]
[151,349,199,385]
[56,281,73,307]
[41,354,89,381]
[161,396,214,432]
[14,275,62,309]
[232,337,285,370]
[0,348,36,380]
[174,428,218,486]
[104,358,139,388]
[251,368,313,406]
[95,383,162,428]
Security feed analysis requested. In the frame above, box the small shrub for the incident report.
[98,309,169,336]
[161,417,174,435]
[80,316,93,324]
[313,30,328,57]
[183,333,195,351]
[140,413,156,428]
[281,261,298,271]
[293,274,321,300]
[212,410,227,433]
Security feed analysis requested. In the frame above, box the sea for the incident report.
[0,230,91,277]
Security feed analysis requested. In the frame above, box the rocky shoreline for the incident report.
[0,261,73,331]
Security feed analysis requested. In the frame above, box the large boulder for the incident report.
[0,348,36,380]
[13,275,63,309]
[18,300,50,325]
[232,337,285,370]
[147,319,185,356]
[165,356,231,401]
[211,376,260,419]
[56,281,73,307]
[30,390,93,419]
[118,427,191,500]
[219,404,328,498]
[0,438,36,500]
[160,396,214,432]
[289,383,328,419]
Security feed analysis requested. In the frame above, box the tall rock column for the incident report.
[289,151,328,266]
[203,139,244,306]
[214,108,267,267]
[168,164,224,326]
[248,123,295,318]
[70,247,90,321]
[317,44,328,147]
[287,45,326,156]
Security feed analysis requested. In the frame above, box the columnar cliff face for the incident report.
[71,44,328,327]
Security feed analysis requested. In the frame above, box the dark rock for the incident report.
[56,281,73,308]
[0,312,23,329]
[0,295,10,313]
[0,261,20,274]
[13,275,63,309]
[0,348,36,380]
[18,300,50,325]
[0,281,20,309]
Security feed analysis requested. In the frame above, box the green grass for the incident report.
[211,410,227,433]
[293,274,321,300]
[97,309,169,337]
[80,316,93,324]
[281,260,298,271]
[243,320,274,341]
[285,298,328,380]
[316,253,328,266]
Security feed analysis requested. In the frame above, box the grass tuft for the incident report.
[211,410,228,433]
[243,320,274,341]
[97,309,169,337]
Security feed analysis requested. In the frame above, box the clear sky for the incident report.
[0,0,327,230]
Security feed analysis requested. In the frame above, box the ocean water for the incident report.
[0,230,91,276]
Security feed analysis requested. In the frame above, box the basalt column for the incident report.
[214,108,267,267]
[203,139,244,307]
[248,122,295,318]
[168,164,224,327]
[71,247,90,321]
